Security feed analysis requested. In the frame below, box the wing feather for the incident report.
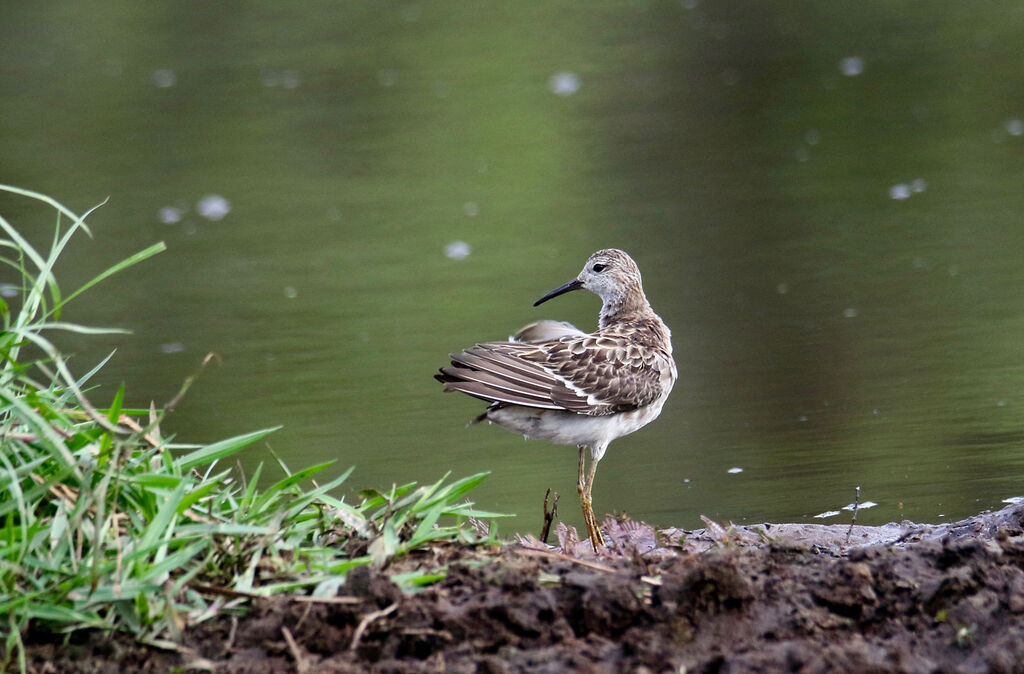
[436,319,673,416]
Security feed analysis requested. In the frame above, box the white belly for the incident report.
[486,392,670,462]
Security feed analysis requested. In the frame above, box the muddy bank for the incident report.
[22,502,1024,673]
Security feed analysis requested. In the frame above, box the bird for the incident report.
[435,249,677,552]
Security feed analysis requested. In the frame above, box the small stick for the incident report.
[288,595,363,605]
[222,616,238,655]
[282,626,308,673]
[349,602,398,653]
[513,546,617,573]
[845,485,861,546]
[540,489,559,544]
[295,601,313,631]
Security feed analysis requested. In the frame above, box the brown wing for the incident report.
[518,334,668,415]
[435,333,670,416]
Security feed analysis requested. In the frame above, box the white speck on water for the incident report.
[814,510,841,519]
[843,307,857,318]
[805,129,821,145]
[997,400,1006,407]
[840,56,864,77]
[798,415,808,422]
[1006,118,1024,136]
[261,69,301,89]
[890,183,912,200]
[327,207,342,222]
[1003,496,1024,504]
[910,178,927,193]
[445,240,471,260]
[683,478,691,483]
[549,71,580,96]
[727,467,743,474]
[158,206,183,224]
[873,408,879,415]
[777,282,789,294]
[0,283,18,298]
[843,501,877,511]
[160,342,185,354]
[152,68,176,88]
[284,286,298,299]
[377,69,398,87]
[196,194,231,221]
[463,201,479,217]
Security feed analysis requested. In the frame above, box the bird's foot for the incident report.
[581,499,606,552]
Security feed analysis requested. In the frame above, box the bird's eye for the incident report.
[592,264,607,272]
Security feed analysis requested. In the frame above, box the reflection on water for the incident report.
[2,1,1024,534]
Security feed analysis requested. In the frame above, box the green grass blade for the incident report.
[53,242,167,314]
[417,472,490,512]
[177,427,280,471]
[24,604,105,627]
[136,480,187,561]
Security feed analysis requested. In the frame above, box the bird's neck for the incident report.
[598,287,654,328]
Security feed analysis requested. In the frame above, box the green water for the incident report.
[3,1,1024,534]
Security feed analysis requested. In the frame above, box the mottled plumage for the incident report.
[435,249,677,551]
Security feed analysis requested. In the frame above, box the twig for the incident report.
[295,602,313,631]
[540,489,559,544]
[281,626,308,673]
[289,595,364,605]
[513,545,617,573]
[115,413,161,448]
[165,352,220,411]
[350,602,398,653]
[402,627,453,640]
[845,485,861,545]
[223,616,238,655]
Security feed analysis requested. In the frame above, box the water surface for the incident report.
[3,1,1024,534]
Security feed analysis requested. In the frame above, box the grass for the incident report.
[0,185,507,671]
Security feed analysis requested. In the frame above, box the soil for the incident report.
[19,501,1024,673]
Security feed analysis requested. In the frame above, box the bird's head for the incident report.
[533,249,643,311]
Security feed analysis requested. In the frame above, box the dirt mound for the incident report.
[21,503,1024,673]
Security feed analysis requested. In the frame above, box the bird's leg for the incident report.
[584,456,606,550]
[576,446,591,547]
[577,446,605,551]
[577,445,586,496]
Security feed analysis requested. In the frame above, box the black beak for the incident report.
[534,278,584,306]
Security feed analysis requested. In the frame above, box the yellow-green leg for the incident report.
[577,446,606,552]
